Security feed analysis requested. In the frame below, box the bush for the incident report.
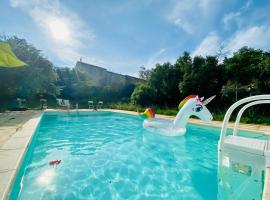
[131,84,155,106]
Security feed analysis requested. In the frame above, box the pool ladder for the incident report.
[219,94,270,155]
[218,95,270,199]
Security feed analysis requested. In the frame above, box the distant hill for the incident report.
[75,61,143,88]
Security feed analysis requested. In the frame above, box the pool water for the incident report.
[9,112,221,200]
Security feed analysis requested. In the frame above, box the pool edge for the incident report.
[2,109,269,200]
[44,108,270,134]
[103,109,270,135]
[0,112,43,200]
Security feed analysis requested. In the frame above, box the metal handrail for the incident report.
[219,95,270,152]
[233,100,270,136]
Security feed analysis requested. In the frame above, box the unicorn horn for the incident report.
[203,95,216,105]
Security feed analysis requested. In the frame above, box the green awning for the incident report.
[0,42,26,67]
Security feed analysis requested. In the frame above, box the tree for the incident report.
[223,47,263,85]
[256,52,270,93]
[138,66,152,80]
[176,52,193,96]
[131,83,155,106]
[178,53,223,99]
[0,36,58,105]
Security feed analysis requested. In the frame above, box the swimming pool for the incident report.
[7,112,241,199]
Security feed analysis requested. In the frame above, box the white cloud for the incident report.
[192,25,270,59]
[145,48,166,68]
[192,33,220,57]
[226,26,270,53]
[9,0,95,65]
[223,12,240,27]
[144,48,176,69]
[168,0,221,34]
[173,18,194,34]
[222,0,253,29]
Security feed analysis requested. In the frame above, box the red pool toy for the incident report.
[49,160,61,166]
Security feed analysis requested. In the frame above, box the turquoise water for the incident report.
[9,112,220,200]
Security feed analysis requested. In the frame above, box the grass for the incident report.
[109,103,178,116]
[1,101,270,125]
[110,103,270,125]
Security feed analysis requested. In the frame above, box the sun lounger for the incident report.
[57,98,70,110]
[40,99,47,110]
[98,101,103,109]
[13,98,28,111]
[88,101,94,110]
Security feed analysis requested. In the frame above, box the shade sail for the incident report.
[0,42,26,67]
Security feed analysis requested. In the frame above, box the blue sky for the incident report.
[1,0,270,76]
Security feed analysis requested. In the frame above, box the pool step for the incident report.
[223,136,269,157]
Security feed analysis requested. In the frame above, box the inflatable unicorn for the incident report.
[140,107,155,118]
[143,95,215,136]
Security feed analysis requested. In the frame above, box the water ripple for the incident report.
[10,112,219,200]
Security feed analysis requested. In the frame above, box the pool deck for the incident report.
[0,111,43,200]
[0,109,270,200]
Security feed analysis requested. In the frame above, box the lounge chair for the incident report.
[88,101,94,110]
[57,98,70,110]
[14,98,27,111]
[40,98,47,110]
[98,101,103,109]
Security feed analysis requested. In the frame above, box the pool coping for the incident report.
[101,109,270,135]
[44,108,270,135]
[0,112,43,200]
[1,109,269,200]
[45,108,270,135]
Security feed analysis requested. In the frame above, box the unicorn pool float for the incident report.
[141,95,215,136]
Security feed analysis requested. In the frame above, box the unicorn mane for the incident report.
[178,95,196,110]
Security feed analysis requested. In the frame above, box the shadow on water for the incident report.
[191,169,218,200]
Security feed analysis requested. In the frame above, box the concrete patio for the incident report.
[0,111,43,200]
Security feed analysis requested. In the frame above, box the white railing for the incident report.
[233,100,270,136]
[219,95,270,152]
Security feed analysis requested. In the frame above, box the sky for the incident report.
[1,0,270,77]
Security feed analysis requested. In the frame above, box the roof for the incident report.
[75,61,107,71]
[75,60,143,82]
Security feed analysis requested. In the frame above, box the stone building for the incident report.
[75,61,143,87]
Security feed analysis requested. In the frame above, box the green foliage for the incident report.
[0,36,58,108]
[110,102,143,112]
[0,36,138,110]
[154,107,178,116]
[224,47,263,85]
[138,66,152,80]
[1,35,270,125]
[55,67,137,105]
[178,54,223,99]
[133,62,181,106]
[131,83,155,106]
[110,103,270,125]
[110,103,178,116]
[149,62,181,105]
[131,47,270,124]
